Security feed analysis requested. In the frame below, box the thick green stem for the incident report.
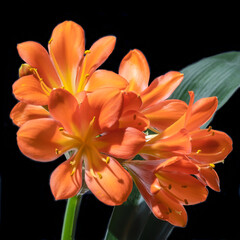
[61,195,82,240]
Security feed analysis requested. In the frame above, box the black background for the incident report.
[2,3,240,240]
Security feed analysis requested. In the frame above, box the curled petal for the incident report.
[17,118,71,161]
[10,102,50,127]
[85,155,132,206]
[119,49,150,94]
[50,155,82,200]
[190,129,233,164]
[13,75,49,105]
[140,71,184,109]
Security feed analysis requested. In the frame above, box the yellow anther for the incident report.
[71,166,77,176]
[207,126,212,132]
[48,38,53,44]
[196,149,202,154]
[85,73,90,78]
[84,50,91,55]
[59,127,64,131]
[102,156,110,164]
[209,163,215,168]
[97,173,103,179]
[70,160,76,166]
[55,148,60,154]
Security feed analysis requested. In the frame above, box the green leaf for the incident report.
[104,183,151,240]
[171,51,240,110]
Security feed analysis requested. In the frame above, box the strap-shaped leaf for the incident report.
[171,51,240,109]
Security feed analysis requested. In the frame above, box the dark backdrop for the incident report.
[2,4,240,240]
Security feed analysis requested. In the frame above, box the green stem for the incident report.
[61,195,82,240]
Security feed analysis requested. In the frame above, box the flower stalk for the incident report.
[61,194,82,240]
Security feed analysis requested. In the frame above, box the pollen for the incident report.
[84,50,91,55]
[196,149,202,154]
[102,156,110,164]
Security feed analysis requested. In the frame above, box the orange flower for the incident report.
[16,88,146,205]
[12,21,121,106]
[140,91,233,191]
[119,49,188,130]
[125,156,208,227]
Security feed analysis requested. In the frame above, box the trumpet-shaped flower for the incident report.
[125,157,208,227]
[140,91,233,191]
[12,21,122,106]
[16,88,146,205]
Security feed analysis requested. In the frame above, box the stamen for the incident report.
[58,127,83,142]
[97,173,103,179]
[209,163,215,168]
[29,67,52,96]
[70,160,76,166]
[90,168,102,179]
[55,148,60,154]
[102,156,110,164]
[84,50,91,55]
[196,149,202,154]
[71,166,77,176]
[184,199,189,205]
[207,126,212,132]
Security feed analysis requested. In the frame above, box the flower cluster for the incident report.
[10,21,232,227]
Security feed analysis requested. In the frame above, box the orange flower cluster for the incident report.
[10,21,232,227]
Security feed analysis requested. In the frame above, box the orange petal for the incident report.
[156,157,199,174]
[190,129,233,164]
[13,75,49,105]
[85,155,132,206]
[48,21,85,92]
[88,88,123,131]
[17,41,60,88]
[97,127,146,159]
[199,166,220,192]
[48,88,80,134]
[142,129,191,159]
[119,49,150,94]
[156,170,208,205]
[85,70,128,91]
[142,99,188,131]
[186,96,218,131]
[140,71,184,109]
[50,155,82,200]
[10,102,50,127]
[17,118,71,161]
[84,36,116,77]
[119,110,149,131]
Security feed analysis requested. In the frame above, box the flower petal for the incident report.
[13,75,49,105]
[10,102,50,127]
[48,88,80,134]
[97,127,146,159]
[190,129,233,164]
[142,129,191,159]
[85,36,116,77]
[50,155,82,200]
[85,155,132,206]
[88,88,123,131]
[17,118,70,161]
[186,96,218,131]
[143,99,188,131]
[156,170,208,205]
[140,71,184,109]
[48,21,85,92]
[198,166,220,192]
[119,49,150,94]
[85,70,128,91]
[119,110,149,131]
[17,41,60,88]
